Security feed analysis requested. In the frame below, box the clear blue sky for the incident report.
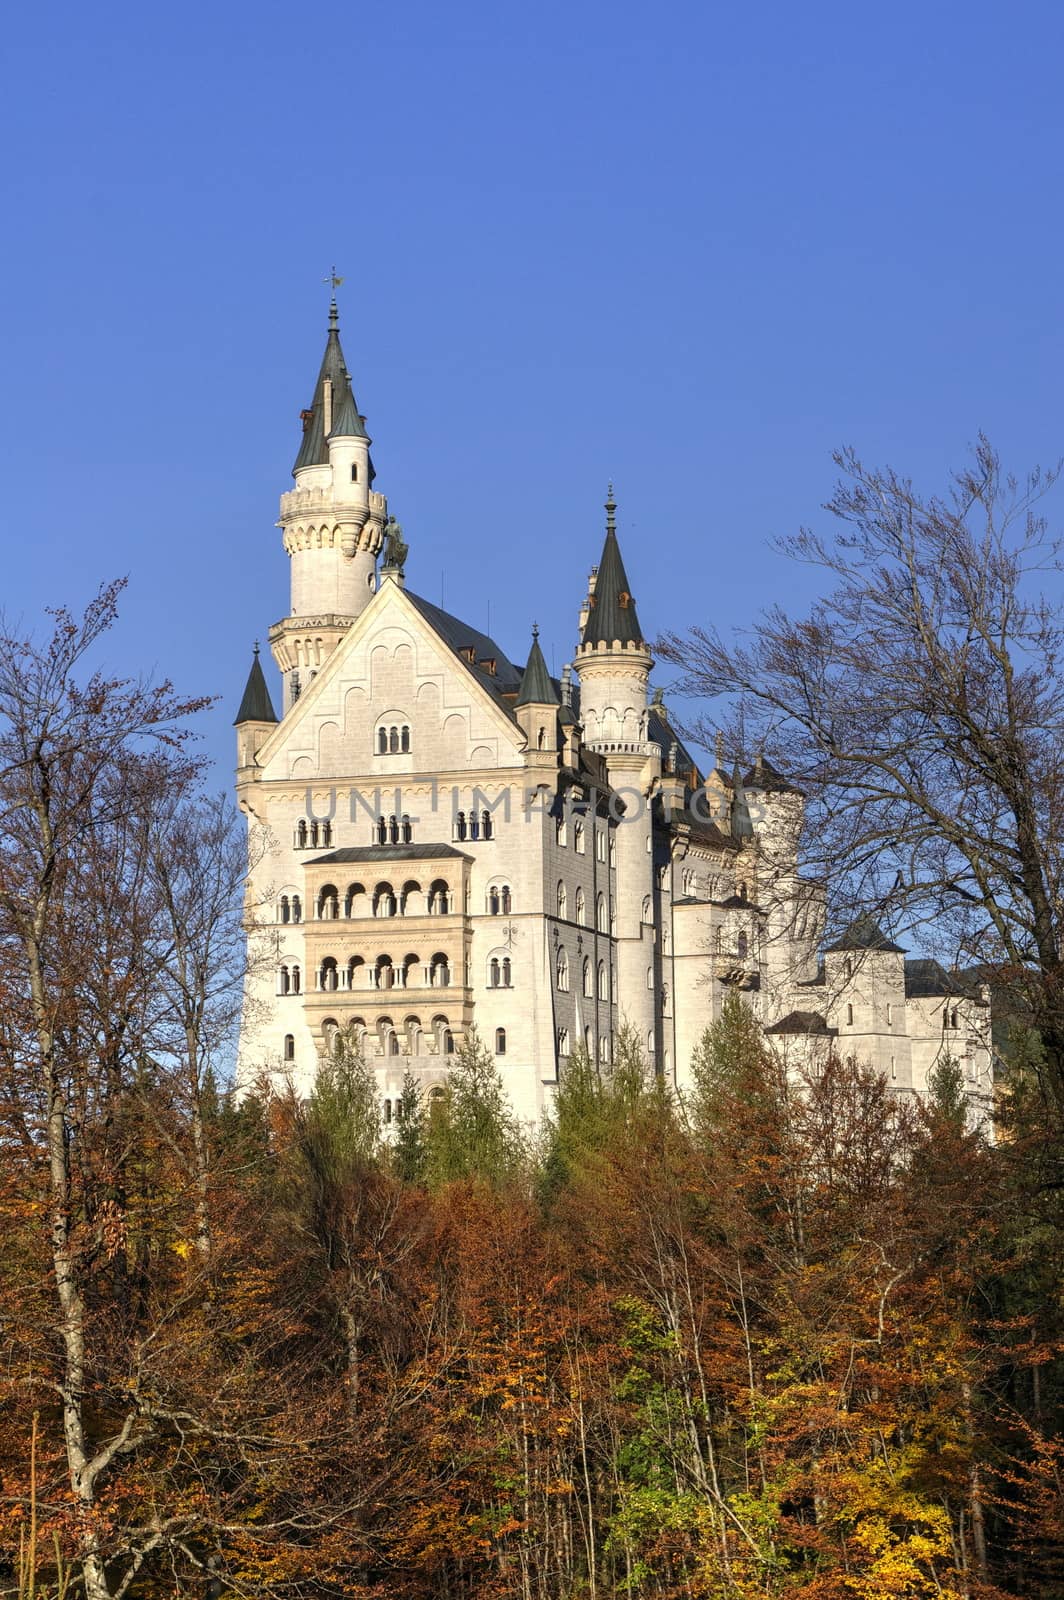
[2,0,1062,776]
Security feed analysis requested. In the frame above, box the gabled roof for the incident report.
[581,489,645,647]
[825,914,906,954]
[293,301,366,472]
[234,647,278,725]
[765,1010,837,1036]
[516,627,559,707]
[404,591,524,712]
[743,755,803,796]
[904,959,984,1001]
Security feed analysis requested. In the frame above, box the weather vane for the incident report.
[323,266,344,291]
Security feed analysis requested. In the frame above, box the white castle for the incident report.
[235,303,993,1124]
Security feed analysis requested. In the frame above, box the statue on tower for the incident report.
[382,516,409,572]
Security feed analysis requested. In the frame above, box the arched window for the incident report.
[388,1031,400,1056]
[489,886,500,915]
[662,983,671,1016]
[641,895,651,923]
[556,947,570,991]
[291,964,301,994]
[597,960,607,1000]
[377,816,388,845]
[347,956,365,989]
[401,725,410,752]
[646,966,653,990]
[374,883,396,918]
[609,833,616,868]
[596,829,606,863]
[469,811,480,840]
[574,821,585,854]
[846,1003,854,1026]
[374,956,395,990]
[317,884,339,920]
[279,895,290,924]
[401,814,412,844]
[502,957,511,987]
[584,1026,593,1055]
[557,881,567,919]
[320,957,339,992]
[599,1035,610,1065]
[537,726,545,749]
[558,1027,570,1057]
[428,880,450,915]
[283,1034,295,1062]
[597,893,607,933]
[388,815,399,845]
[556,813,568,846]
[583,958,592,998]
[737,931,748,959]
[322,819,332,847]
[389,726,399,753]
[378,726,388,754]
[489,957,500,988]
[296,819,308,848]
[647,1030,654,1056]
[455,811,467,841]
[279,965,290,995]
[444,1028,455,1055]
[291,894,302,923]
[430,952,450,987]
[309,820,319,848]
[495,1027,506,1055]
[482,810,493,840]
[501,886,512,914]
[575,887,586,926]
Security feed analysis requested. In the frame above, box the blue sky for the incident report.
[2,0,1062,776]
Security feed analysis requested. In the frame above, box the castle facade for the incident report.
[235,305,993,1125]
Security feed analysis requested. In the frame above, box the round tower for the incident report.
[270,300,388,709]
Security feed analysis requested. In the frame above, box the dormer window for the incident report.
[619,591,631,609]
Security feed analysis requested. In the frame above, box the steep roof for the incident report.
[904,959,985,1001]
[293,300,366,472]
[404,591,525,719]
[743,755,803,796]
[764,1010,838,1036]
[825,915,906,954]
[516,628,560,707]
[234,647,278,725]
[581,488,645,647]
[328,385,364,439]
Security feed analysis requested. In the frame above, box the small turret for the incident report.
[234,644,278,769]
[516,625,560,758]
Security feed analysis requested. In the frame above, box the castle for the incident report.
[234,303,994,1125]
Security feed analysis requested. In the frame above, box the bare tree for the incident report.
[659,439,1064,1113]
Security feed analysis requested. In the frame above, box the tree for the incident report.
[659,439,1064,1114]
[425,1026,524,1188]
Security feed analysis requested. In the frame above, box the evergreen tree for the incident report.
[425,1026,523,1187]
[392,1070,427,1183]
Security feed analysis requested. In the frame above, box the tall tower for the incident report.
[269,300,388,711]
[574,488,656,1058]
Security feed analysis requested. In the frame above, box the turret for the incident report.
[573,487,652,753]
[270,300,389,709]
[234,644,278,770]
[515,625,560,760]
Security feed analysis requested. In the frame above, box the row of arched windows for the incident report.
[309,879,452,919]
[555,1026,610,1063]
[315,953,454,992]
[295,819,332,850]
[323,1014,455,1057]
[278,894,303,923]
[376,814,414,845]
[554,816,617,863]
[555,950,611,999]
[454,811,495,841]
[554,884,610,931]
[376,723,411,754]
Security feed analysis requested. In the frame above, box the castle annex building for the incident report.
[235,305,993,1125]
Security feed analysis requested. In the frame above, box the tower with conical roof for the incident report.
[515,625,560,765]
[574,487,657,1055]
[269,299,389,711]
[574,486,653,754]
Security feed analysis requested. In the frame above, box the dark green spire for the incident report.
[731,762,753,838]
[581,485,645,647]
[293,300,367,472]
[234,645,278,725]
[516,625,559,706]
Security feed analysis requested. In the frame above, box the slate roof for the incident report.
[306,844,473,866]
[764,1010,837,1036]
[743,756,803,796]
[328,386,364,439]
[404,591,525,716]
[825,915,906,954]
[582,492,644,646]
[234,648,278,724]
[293,301,367,472]
[516,629,559,707]
[904,959,985,1001]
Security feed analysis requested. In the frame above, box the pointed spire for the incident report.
[234,644,278,725]
[730,761,753,838]
[581,486,645,647]
[516,625,560,707]
[294,303,366,472]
